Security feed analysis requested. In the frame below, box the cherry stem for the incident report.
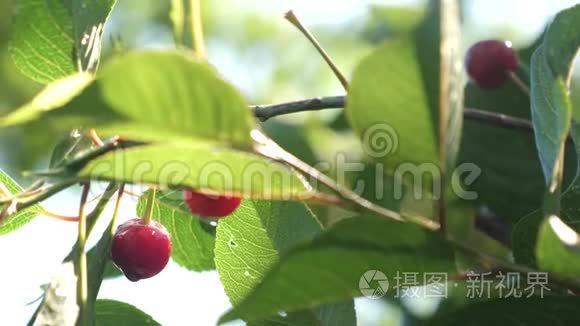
[109,184,125,236]
[189,0,205,60]
[0,180,45,205]
[123,189,141,198]
[76,183,91,326]
[509,72,530,96]
[143,187,157,225]
[15,181,77,212]
[87,193,104,204]
[284,10,349,91]
[41,210,79,222]
[88,128,104,146]
[517,61,531,79]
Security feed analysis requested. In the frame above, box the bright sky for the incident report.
[0,0,578,325]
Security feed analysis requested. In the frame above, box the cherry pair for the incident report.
[111,190,240,281]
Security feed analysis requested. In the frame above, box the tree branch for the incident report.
[251,95,542,136]
[252,96,344,122]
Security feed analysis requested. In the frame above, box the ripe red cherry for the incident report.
[111,218,171,282]
[465,39,518,89]
[183,189,241,218]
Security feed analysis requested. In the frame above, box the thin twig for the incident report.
[31,138,142,177]
[190,0,205,60]
[252,96,344,121]
[123,189,142,198]
[250,95,547,137]
[0,180,45,205]
[464,107,533,132]
[510,72,530,96]
[76,183,90,326]
[41,210,79,222]
[15,180,77,212]
[284,11,349,90]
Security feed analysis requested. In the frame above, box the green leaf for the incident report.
[413,0,464,179]
[346,0,463,190]
[536,216,580,279]
[93,51,253,144]
[459,79,577,220]
[10,0,75,82]
[215,200,356,325]
[529,4,580,279]
[219,216,455,323]
[248,311,320,326]
[427,297,580,325]
[76,142,315,200]
[215,200,321,304]
[71,0,116,73]
[1,52,301,199]
[136,190,216,272]
[95,299,160,326]
[248,301,357,326]
[460,82,540,219]
[1,53,314,199]
[530,45,571,186]
[0,168,43,235]
[2,51,254,146]
[85,211,124,321]
[541,5,580,83]
[530,4,580,185]
[102,259,123,279]
[10,0,115,83]
[347,37,437,173]
[315,300,357,326]
[0,73,94,128]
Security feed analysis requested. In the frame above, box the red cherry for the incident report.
[183,189,241,218]
[111,218,171,282]
[465,39,518,89]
